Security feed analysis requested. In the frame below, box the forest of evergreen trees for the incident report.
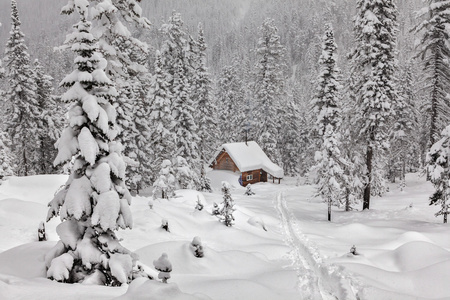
[1,0,450,223]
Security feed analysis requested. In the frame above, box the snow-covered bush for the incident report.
[161,219,170,232]
[350,245,358,255]
[211,202,220,216]
[38,221,47,241]
[190,236,204,258]
[195,196,204,211]
[153,253,172,283]
[152,159,176,200]
[244,184,255,196]
[220,181,235,227]
[198,167,212,192]
[148,199,154,210]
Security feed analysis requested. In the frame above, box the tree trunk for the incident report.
[345,187,350,212]
[363,144,373,210]
[328,198,331,221]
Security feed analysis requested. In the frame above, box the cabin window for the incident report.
[246,174,253,181]
[226,158,229,163]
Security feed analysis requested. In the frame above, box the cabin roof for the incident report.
[211,141,284,178]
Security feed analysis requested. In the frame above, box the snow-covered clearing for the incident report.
[0,172,449,299]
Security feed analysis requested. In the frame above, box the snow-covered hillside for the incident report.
[0,171,449,299]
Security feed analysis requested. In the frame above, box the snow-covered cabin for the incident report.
[209,141,284,186]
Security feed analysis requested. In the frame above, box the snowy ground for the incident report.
[0,172,449,299]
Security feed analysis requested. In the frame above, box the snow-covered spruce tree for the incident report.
[216,61,246,143]
[413,0,450,147]
[280,92,301,176]
[253,18,286,165]
[3,0,40,176]
[63,0,151,193]
[311,24,346,221]
[161,12,201,178]
[0,130,15,179]
[33,59,62,175]
[152,159,176,200]
[388,63,419,188]
[349,0,399,210]
[148,50,177,175]
[46,6,142,285]
[220,181,235,227]
[193,23,218,164]
[426,125,450,223]
[174,156,198,190]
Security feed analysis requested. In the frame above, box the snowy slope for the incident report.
[0,172,449,299]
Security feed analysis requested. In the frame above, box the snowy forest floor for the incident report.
[0,171,449,299]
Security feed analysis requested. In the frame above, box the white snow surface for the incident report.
[211,141,284,178]
[0,172,449,299]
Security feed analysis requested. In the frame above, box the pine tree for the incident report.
[76,0,151,193]
[193,23,218,164]
[33,59,62,174]
[413,0,450,147]
[349,0,399,210]
[311,24,346,221]
[254,18,286,165]
[216,62,246,143]
[220,181,235,227]
[426,125,450,223]
[148,50,177,174]
[161,12,200,176]
[45,4,142,285]
[0,130,15,179]
[3,0,40,176]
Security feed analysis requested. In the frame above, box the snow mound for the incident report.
[114,277,209,300]
[0,242,55,278]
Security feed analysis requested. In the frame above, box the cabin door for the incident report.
[260,170,267,182]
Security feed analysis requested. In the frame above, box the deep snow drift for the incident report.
[0,172,449,299]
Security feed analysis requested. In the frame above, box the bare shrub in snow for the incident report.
[161,219,170,232]
[38,221,47,241]
[244,184,255,196]
[153,253,172,283]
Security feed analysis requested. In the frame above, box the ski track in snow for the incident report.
[275,191,360,300]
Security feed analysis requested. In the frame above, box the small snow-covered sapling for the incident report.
[153,253,172,283]
[212,202,220,216]
[38,221,47,241]
[195,196,204,211]
[190,236,204,258]
[148,199,154,209]
[244,184,255,196]
[350,245,358,255]
[220,181,235,227]
[161,219,170,232]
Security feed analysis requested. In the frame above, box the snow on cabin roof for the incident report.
[212,141,284,178]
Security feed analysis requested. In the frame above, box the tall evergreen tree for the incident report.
[148,50,177,174]
[46,3,142,285]
[312,24,346,221]
[254,18,286,165]
[0,129,15,179]
[426,125,450,223]
[3,0,40,176]
[33,59,62,174]
[349,0,399,210]
[193,23,218,164]
[413,0,450,147]
[161,12,200,176]
[216,62,246,143]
